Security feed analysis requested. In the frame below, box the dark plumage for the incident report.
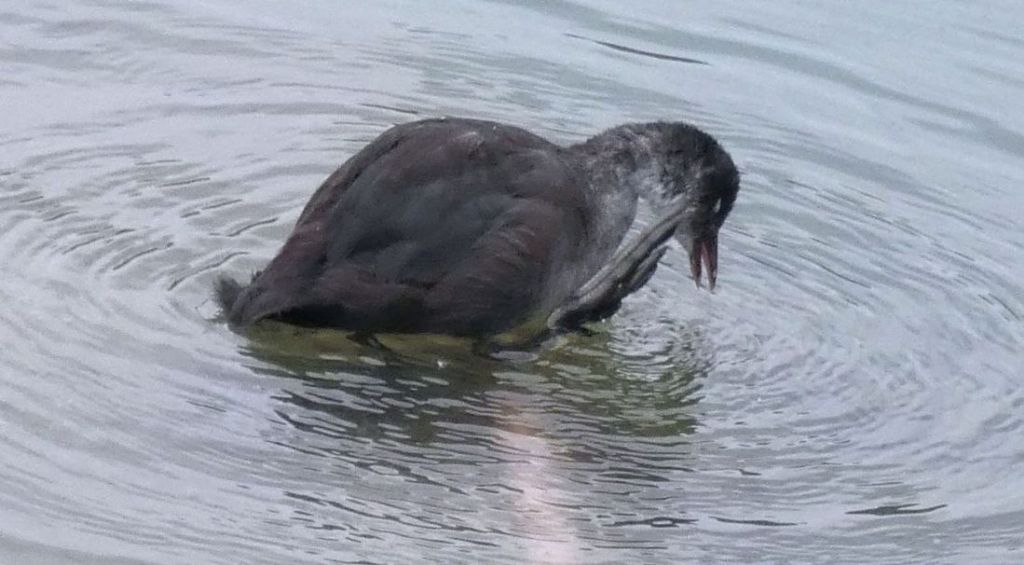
[216,117,738,337]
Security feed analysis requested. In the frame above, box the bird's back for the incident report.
[219,118,594,335]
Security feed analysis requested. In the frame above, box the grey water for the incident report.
[2,1,1023,563]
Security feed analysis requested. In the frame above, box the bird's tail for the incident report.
[214,275,245,320]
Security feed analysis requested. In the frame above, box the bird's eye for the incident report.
[711,197,731,228]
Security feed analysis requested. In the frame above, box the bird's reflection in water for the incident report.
[244,322,503,444]
[238,318,710,560]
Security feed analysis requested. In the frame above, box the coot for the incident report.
[216,117,739,337]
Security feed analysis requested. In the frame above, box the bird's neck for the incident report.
[563,123,673,273]
[570,123,669,196]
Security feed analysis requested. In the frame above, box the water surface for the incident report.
[2,1,1023,563]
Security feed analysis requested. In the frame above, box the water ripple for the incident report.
[1,0,1022,563]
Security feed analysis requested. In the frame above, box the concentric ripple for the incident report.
[2,1,1023,563]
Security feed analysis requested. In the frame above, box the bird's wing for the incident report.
[229,119,590,335]
[546,199,687,329]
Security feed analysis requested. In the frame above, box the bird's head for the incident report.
[642,123,740,290]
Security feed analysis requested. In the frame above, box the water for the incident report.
[2,1,1022,563]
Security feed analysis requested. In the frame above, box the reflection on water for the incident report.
[2,0,1023,563]
[244,320,705,446]
[242,322,706,561]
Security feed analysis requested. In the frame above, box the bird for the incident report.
[215,117,739,339]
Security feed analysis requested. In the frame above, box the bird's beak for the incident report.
[688,234,718,290]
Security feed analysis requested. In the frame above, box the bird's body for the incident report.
[217,117,738,338]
